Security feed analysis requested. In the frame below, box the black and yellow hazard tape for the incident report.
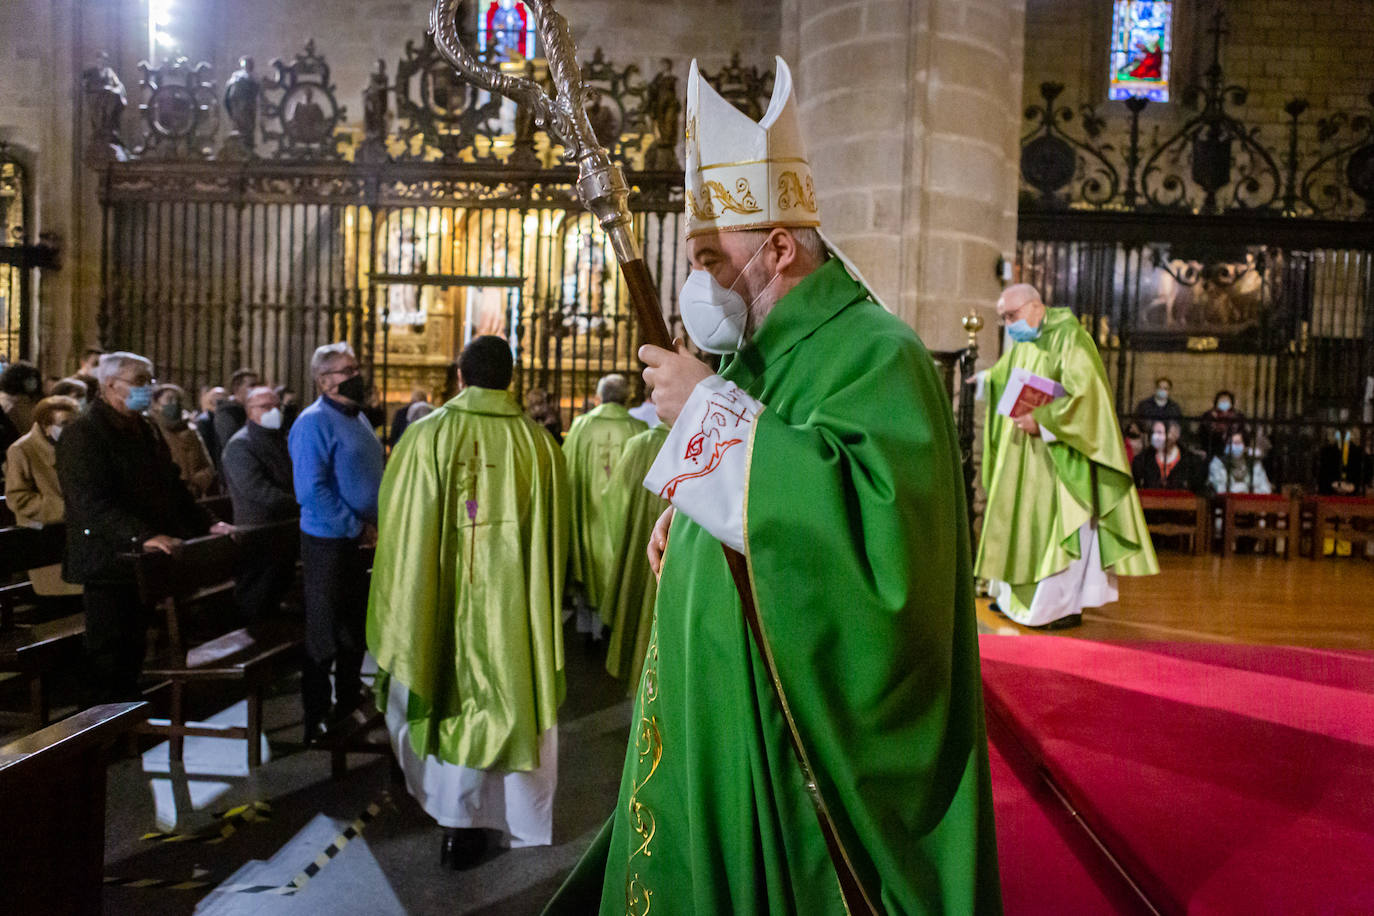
[107,794,387,896]
[140,801,273,845]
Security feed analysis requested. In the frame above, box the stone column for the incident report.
[781,0,1024,356]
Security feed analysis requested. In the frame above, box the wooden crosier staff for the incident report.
[428,5,876,911]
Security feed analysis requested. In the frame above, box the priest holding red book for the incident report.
[976,284,1157,628]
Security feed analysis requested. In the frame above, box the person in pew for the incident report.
[49,377,88,406]
[368,335,569,865]
[150,384,217,498]
[289,343,384,744]
[0,360,43,441]
[598,419,669,692]
[978,284,1158,631]
[1317,423,1369,497]
[1198,389,1244,459]
[195,385,227,468]
[56,352,233,703]
[1134,375,1184,425]
[213,367,260,460]
[222,386,298,622]
[1208,428,1272,495]
[386,387,429,451]
[5,395,84,603]
[1132,420,1206,493]
[562,373,647,643]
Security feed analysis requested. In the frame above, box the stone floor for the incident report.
[96,624,632,916]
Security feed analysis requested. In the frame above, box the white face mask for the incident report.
[47,425,63,442]
[1151,433,1166,450]
[257,407,283,430]
[679,241,776,355]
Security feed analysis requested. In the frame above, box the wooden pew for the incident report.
[0,702,147,916]
[1222,493,1299,558]
[132,525,303,768]
[1137,489,1210,555]
[0,523,68,629]
[0,524,82,729]
[1306,495,1374,559]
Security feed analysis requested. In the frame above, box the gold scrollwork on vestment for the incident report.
[624,632,662,911]
[777,170,817,213]
[687,178,763,221]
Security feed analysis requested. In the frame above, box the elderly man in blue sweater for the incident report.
[289,342,385,744]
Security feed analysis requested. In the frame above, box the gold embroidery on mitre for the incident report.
[687,177,764,222]
[777,171,818,213]
[624,630,662,913]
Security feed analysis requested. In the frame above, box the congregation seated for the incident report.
[0,361,43,465]
[4,395,83,602]
[1132,420,1205,494]
[1134,375,1184,425]
[150,383,218,498]
[1209,428,1272,495]
[1197,389,1245,459]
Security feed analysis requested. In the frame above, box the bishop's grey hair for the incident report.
[597,373,629,405]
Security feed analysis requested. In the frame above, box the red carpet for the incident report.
[981,636,1374,915]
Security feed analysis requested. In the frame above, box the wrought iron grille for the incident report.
[86,33,774,426]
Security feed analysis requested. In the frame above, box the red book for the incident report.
[996,367,1065,419]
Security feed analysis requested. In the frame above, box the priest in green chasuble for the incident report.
[367,335,570,865]
[562,373,647,639]
[598,421,670,690]
[976,284,1158,629]
[548,57,1000,914]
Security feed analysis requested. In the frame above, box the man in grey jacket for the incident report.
[222,386,298,623]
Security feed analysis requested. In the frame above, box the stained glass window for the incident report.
[1109,0,1172,102]
[479,1,536,62]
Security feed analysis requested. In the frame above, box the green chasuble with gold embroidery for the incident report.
[366,386,570,772]
[600,423,670,689]
[547,259,1001,914]
[975,307,1158,587]
[564,402,648,606]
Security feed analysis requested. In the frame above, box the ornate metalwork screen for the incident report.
[86,32,774,423]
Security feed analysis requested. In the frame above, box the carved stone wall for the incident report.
[780,0,1026,355]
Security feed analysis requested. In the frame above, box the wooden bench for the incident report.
[0,702,147,916]
[1138,489,1210,554]
[0,613,87,729]
[1305,495,1374,559]
[0,523,68,630]
[133,528,303,768]
[1222,493,1299,558]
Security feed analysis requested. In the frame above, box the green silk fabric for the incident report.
[551,258,1001,914]
[563,402,649,606]
[600,423,671,690]
[975,307,1158,586]
[366,386,570,772]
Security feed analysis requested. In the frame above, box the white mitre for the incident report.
[684,56,820,239]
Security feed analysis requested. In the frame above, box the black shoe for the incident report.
[303,719,328,747]
[1037,613,1083,631]
[441,828,488,870]
[988,601,1005,617]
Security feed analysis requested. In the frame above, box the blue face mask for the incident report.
[1225,442,1245,457]
[125,385,155,412]
[1007,319,1041,343]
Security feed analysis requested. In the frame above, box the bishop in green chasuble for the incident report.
[975,287,1157,628]
[563,377,649,633]
[548,55,999,915]
[599,422,670,690]
[367,346,570,846]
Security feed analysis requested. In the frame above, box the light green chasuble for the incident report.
[563,402,648,606]
[547,258,1001,915]
[600,423,670,690]
[366,386,570,772]
[975,307,1158,587]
